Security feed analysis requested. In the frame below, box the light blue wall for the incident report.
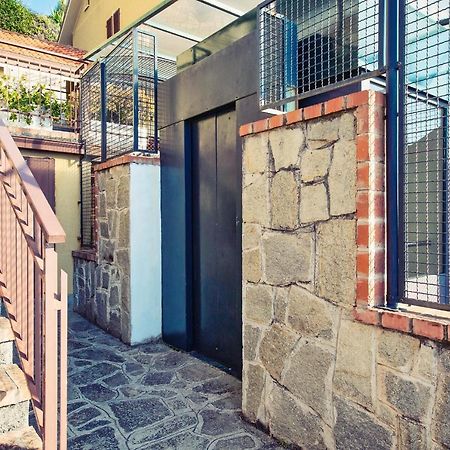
[129,162,162,344]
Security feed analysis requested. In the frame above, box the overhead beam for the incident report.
[145,22,202,43]
[195,0,244,18]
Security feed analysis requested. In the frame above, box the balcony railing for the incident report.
[0,52,82,137]
[0,120,67,449]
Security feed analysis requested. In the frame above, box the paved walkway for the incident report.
[68,313,283,449]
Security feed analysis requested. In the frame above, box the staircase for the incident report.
[0,122,68,449]
[0,317,42,449]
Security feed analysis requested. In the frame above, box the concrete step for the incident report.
[0,364,31,434]
[0,426,42,449]
[0,317,14,365]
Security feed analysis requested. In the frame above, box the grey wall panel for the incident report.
[177,10,257,72]
[160,32,260,128]
[160,121,193,350]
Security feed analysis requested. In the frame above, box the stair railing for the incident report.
[0,121,67,450]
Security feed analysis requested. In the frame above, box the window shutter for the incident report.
[106,17,113,38]
[113,9,121,34]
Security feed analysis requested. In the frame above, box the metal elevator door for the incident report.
[191,107,241,373]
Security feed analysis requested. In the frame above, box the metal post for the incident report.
[100,61,107,162]
[440,108,449,303]
[386,0,400,308]
[378,0,385,68]
[133,28,139,151]
[154,35,158,152]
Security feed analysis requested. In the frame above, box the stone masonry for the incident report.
[241,91,450,449]
[74,162,132,343]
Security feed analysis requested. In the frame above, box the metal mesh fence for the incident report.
[80,159,95,247]
[401,0,450,309]
[104,32,135,157]
[80,63,101,247]
[79,26,176,247]
[259,0,383,111]
[80,63,102,158]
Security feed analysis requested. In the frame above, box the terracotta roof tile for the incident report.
[0,29,86,62]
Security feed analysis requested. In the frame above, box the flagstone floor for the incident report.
[68,313,284,449]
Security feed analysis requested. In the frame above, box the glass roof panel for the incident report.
[218,0,260,13]
[143,24,196,59]
[88,0,261,62]
[149,0,236,41]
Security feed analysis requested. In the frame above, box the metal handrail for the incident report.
[0,122,65,243]
[0,120,67,450]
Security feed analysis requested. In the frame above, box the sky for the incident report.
[25,0,58,15]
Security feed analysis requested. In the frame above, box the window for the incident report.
[106,9,120,39]
[113,9,120,34]
[106,17,113,39]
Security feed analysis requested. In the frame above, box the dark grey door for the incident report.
[192,107,241,373]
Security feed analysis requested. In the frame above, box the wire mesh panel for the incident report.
[401,0,450,308]
[79,26,177,248]
[80,27,165,161]
[80,62,102,158]
[80,159,95,247]
[137,31,162,152]
[104,32,136,157]
[80,62,101,248]
[259,0,383,110]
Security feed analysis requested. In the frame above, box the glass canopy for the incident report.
[87,0,261,62]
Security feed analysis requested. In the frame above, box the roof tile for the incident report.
[0,29,86,64]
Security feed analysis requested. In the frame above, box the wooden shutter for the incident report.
[106,17,113,38]
[25,157,56,211]
[113,9,121,34]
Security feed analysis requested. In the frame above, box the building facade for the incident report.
[59,0,163,52]
[0,29,85,297]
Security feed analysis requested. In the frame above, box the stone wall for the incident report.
[74,162,132,342]
[74,155,162,345]
[241,92,450,449]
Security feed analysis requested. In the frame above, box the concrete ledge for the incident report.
[14,135,81,155]
[94,154,160,172]
[72,249,97,262]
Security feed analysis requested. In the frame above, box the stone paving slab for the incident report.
[68,313,284,449]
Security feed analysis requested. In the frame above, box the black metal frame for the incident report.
[80,27,162,163]
[257,0,386,111]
